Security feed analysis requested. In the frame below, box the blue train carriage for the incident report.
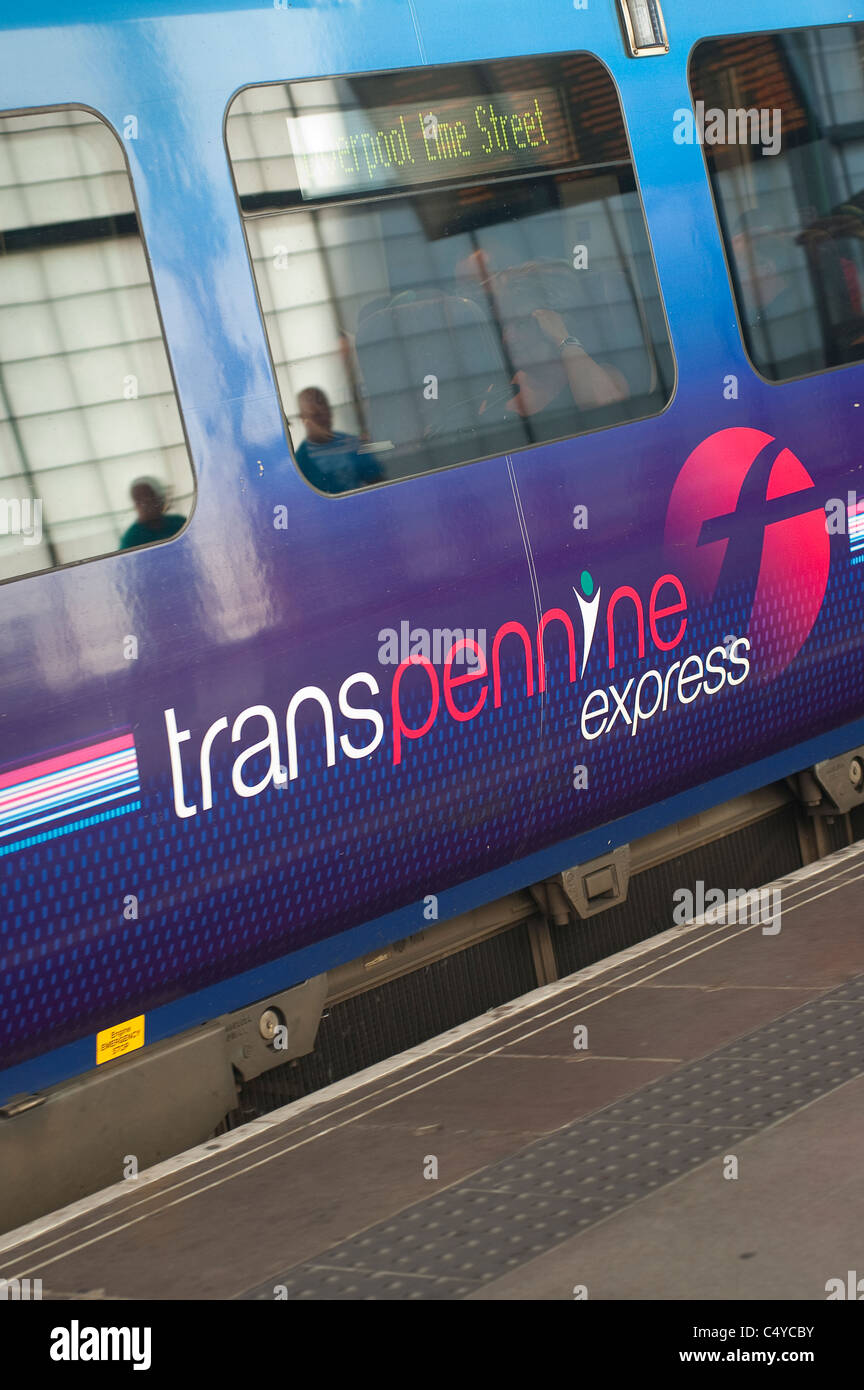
[1,0,864,1227]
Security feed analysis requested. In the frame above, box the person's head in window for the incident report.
[297,387,336,444]
[488,261,629,418]
[120,476,185,550]
[293,387,381,493]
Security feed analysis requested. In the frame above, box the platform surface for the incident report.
[2,840,863,1301]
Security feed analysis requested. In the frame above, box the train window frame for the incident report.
[0,102,197,586]
[223,53,677,499]
[689,21,864,389]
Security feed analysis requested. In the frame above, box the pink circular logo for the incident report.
[664,427,830,680]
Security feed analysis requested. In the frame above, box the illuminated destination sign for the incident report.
[285,87,573,199]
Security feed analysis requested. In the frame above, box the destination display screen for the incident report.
[294,88,577,200]
[287,88,573,199]
[229,83,576,204]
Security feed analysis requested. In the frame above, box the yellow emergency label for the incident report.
[96,1015,145,1064]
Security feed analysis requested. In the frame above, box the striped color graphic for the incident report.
[0,732,140,856]
[849,498,864,559]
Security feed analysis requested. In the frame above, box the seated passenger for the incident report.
[484,262,630,425]
[293,387,382,494]
[119,477,185,549]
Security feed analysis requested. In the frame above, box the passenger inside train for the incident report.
[119,477,186,550]
[481,260,632,422]
[293,387,383,494]
[345,239,654,478]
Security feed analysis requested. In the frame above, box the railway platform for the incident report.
[2,840,863,1303]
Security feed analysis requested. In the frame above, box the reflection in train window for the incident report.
[0,109,194,582]
[693,23,864,383]
[225,56,674,493]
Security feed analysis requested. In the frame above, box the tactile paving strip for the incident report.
[241,973,864,1300]
[268,1268,478,1301]
[719,997,864,1063]
[817,977,864,1002]
[464,1119,755,1201]
[597,1055,859,1128]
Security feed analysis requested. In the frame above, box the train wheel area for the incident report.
[2,839,863,1304]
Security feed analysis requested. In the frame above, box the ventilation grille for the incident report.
[241,921,537,1113]
[238,808,803,1119]
[552,807,802,978]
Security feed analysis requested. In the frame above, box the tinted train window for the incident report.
[692,24,864,383]
[0,109,194,581]
[225,57,674,493]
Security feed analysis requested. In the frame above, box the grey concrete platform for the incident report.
[468,1075,864,1300]
[1,841,862,1300]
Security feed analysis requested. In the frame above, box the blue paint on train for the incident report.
[1,0,863,1099]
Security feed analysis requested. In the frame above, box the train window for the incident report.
[0,109,194,581]
[225,57,674,493]
[692,24,864,383]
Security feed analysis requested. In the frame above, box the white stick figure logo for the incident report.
[573,570,601,677]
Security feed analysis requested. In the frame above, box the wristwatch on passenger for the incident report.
[558,335,585,352]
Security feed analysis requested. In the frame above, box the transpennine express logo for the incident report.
[664,427,830,680]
